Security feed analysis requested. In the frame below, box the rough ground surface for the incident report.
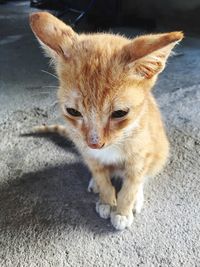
[0,2,200,267]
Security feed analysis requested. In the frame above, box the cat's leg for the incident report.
[133,183,144,214]
[111,155,152,230]
[94,170,117,219]
[86,159,117,219]
[111,178,144,230]
[111,158,147,230]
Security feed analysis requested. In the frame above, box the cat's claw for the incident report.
[110,212,133,230]
[96,201,111,219]
[87,178,99,193]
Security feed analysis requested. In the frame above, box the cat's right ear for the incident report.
[29,12,77,60]
[122,32,183,80]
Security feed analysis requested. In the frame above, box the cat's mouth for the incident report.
[87,143,105,149]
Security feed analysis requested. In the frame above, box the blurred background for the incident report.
[1,0,200,33]
[0,1,200,266]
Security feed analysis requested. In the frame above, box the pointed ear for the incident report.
[123,32,184,79]
[29,12,77,60]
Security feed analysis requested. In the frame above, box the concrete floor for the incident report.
[0,1,200,267]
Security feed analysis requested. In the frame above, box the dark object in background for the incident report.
[30,0,200,34]
[30,0,97,27]
[30,0,65,10]
[87,0,156,30]
[29,0,156,31]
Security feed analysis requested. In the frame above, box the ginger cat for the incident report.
[30,12,183,230]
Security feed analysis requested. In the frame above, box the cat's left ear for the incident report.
[29,12,77,60]
[123,32,184,79]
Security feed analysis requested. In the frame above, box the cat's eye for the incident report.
[111,109,129,119]
[66,108,82,117]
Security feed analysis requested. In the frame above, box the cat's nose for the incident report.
[86,133,105,149]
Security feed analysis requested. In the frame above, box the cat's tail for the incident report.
[33,124,68,137]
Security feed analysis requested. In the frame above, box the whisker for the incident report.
[41,69,58,80]
[31,92,50,97]
[42,85,58,88]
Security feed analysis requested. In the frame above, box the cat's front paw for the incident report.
[110,211,133,230]
[87,178,99,193]
[96,201,111,219]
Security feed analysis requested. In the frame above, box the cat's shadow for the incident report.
[1,133,118,234]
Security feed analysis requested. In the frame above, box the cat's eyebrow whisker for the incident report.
[41,69,58,80]
[49,100,59,108]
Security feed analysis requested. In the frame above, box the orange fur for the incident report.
[30,12,183,230]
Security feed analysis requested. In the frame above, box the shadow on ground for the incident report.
[0,130,120,235]
[0,159,118,234]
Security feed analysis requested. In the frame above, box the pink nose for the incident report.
[87,132,105,149]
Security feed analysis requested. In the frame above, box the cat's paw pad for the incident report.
[110,212,133,230]
[87,178,99,193]
[96,201,111,219]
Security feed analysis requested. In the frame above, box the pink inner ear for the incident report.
[134,60,163,79]
[124,32,183,79]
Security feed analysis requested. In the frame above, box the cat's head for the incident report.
[30,12,183,149]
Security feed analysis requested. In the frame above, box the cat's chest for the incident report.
[86,145,124,165]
